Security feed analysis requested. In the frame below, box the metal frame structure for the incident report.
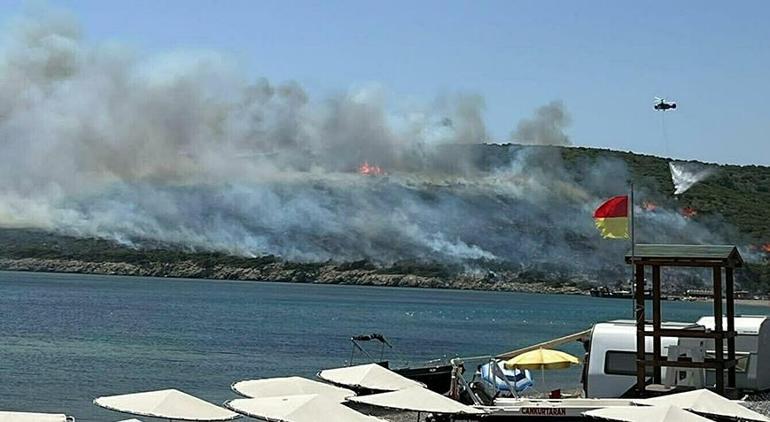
[625,244,743,397]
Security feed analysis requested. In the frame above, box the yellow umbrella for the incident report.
[503,348,579,370]
[504,348,580,385]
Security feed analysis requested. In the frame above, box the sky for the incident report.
[2,0,769,166]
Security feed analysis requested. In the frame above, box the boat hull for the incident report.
[393,364,454,394]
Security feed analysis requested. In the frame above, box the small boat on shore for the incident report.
[347,333,454,394]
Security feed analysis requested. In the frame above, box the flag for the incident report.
[594,195,629,239]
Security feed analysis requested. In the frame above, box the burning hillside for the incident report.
[0,8,766,286]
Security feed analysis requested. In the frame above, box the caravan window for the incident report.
[605,351,654,376]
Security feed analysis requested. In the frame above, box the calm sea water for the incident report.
[0,271,767,421]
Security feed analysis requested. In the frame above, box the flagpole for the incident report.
[630,183,635,258]
[630,183,635,319]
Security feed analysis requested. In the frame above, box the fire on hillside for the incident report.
[681,207,698,219]
[358,161,385,176]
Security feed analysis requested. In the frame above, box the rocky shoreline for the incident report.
[0,257,589,295]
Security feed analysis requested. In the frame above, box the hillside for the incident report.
[560,146,770,242]
[1,144,769,292]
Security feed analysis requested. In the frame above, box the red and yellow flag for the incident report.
[594,195,629,239]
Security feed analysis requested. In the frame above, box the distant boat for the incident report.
[590,286,666,300]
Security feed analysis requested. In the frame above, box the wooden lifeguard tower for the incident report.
[625,244,743,397]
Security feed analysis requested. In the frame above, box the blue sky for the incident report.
[3,0,769,165]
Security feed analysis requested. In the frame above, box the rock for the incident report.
[0,257,592,295]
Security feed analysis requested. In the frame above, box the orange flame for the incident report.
[762,244,770,254]
[358,161,385,176]
[681,207,697,218]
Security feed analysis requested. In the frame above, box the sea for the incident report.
[0,271,767,421]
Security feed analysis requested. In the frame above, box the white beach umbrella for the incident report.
[317,364,424,392]
[226,394,386,422]
[0,411,71,422]
[634,389,770,422]
[232,376,355,402]
[348,386,485,415]
[585,405,713,422]
[94,389,240,421]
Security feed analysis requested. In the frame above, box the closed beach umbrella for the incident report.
[348,386,485,415]
[94,389,240,421]
[0,412,71,422]
[226,394,386,422]
[504,348,579,370]
[232,376,355,402]
[585,405,714,422]
[634,389,770,422]
[317,364,425,392]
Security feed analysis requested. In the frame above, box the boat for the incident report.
[346,333,454,394]
[589,286,667,300]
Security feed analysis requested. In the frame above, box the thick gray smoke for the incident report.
[0,9,736,275]
[509,101,571,146]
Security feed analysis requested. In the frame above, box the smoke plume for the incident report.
[509,101,571,146]
[0,9,740,278]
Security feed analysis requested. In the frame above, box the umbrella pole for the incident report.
[511,364,519,399]
[417,411,421,421]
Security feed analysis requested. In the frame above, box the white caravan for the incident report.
[584,315,770,398]
[696,315,770,392]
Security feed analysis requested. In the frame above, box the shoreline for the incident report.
[0,257,589,295]
[2,257,768,307]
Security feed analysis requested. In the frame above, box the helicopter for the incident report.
[654,97,677,111]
